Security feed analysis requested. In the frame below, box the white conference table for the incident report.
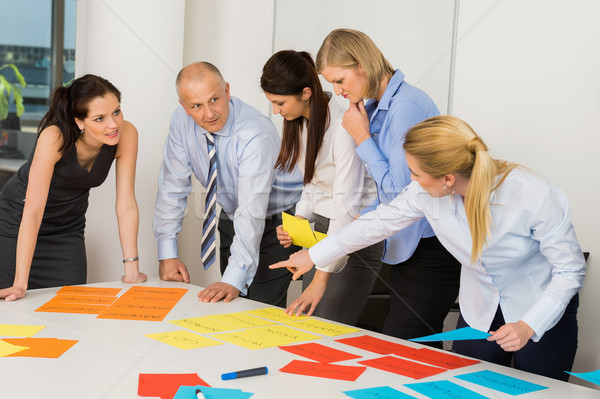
[0,278,597,399]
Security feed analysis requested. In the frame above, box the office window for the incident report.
[0,0,77,132]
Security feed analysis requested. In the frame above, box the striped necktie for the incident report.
[201,132,217,270]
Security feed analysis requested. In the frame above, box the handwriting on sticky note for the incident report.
[36,302,109,314]
[244,307,310,323]
[455,370,548,395]
[406,348,479,369]
[56,286,121,296]
[285,318,359,336]
[279,342,361,363]
[280,360,366,381]
[97,286,187,321]
[206,312,275,329]
[343,386,418,399]
[145,330,224,350]
[405,380,489,399]
[336,335,417,356]
[214,325,321,350]
[359,356,446,379]
[169,317,238,334]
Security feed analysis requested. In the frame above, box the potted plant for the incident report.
[0,64,27,121]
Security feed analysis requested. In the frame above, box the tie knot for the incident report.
[205,132,215,145]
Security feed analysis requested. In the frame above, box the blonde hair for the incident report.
[316,28,394,99]
[403,115,515,264]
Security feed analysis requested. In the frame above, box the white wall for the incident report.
[453,0,600,386]
[75,0,599,385]
[76,0,185,283]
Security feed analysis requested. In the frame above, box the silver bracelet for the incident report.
[122,257,139,263]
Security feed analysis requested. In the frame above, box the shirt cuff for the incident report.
[520,294,563,342]
[309,236,348,272]
[157,239,178,261]
[221,265,252,296]
[316,256,349,274]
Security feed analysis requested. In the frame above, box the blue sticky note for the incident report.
[173,385,253,399]
[343,385,417,399]
[566,369,600,385]
[408,327,491,342]
[455,370,548,395]
[405,380,489,399]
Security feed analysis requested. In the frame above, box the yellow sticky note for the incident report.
[314,231,328,242]
[214,324,320,350]
[207,312,275,329]
[0,340,29,357]
[169,317,237,334]
[245,307,310,323]
[282,212,323,248]
[0,324,46,338]
[286,319,360,336]
[145,330,223,350]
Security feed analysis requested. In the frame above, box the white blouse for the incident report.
[310,168,585,340]
[295,95,376,235]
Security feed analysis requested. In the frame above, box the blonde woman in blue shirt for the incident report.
[312,28,461,344]
[271,115,585,381]
[261,50,383,325]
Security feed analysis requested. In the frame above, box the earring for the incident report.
[304,97,309,101]
[80,128,84,135]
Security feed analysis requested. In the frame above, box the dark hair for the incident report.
[38,74,121,152]
[260,50,330,185]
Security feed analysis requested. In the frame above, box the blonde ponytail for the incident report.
[404,116,515,264]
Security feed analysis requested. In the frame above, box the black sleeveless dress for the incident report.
[0,140,117,289]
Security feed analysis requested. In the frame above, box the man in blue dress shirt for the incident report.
[153,62,302,306]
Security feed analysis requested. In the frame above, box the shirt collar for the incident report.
[375,69,405,111]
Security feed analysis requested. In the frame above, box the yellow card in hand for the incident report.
[281,212,327,248]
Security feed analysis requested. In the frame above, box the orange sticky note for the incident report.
[2,338,78,358]
[279,342,361,363]
[43,294,118,306]
[138,373,209,399]
[280,360,366,381]
[56,286,121,296]
[97,286,187,321]
[36,302,109,314]
[358,355,447,379]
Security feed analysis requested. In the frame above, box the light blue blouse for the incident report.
[357,69,439,263]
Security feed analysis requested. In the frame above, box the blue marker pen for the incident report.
[221,366,268,380]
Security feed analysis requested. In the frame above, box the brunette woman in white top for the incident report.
[261,50,382,325]
[271,115,585,380]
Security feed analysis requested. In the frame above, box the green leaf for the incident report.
[0,94,8,121]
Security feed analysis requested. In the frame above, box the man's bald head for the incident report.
[176,62,226,97]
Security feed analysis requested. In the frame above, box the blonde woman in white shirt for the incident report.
[260,50,382,325]
[271,115,585,381]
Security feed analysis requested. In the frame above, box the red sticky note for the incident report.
[336,335,417,356]
[359,355,447,379]
[408,348,480,369]
[280,360,366,381]
[3,338,78,358]
[279,342,361,363]
[138,373,209,399]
